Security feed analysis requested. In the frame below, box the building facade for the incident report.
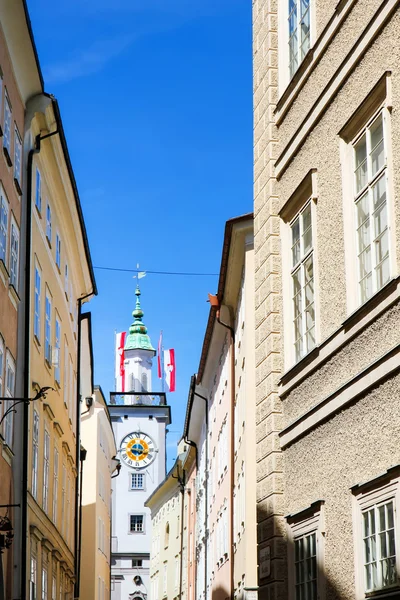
[23,95,96,600]
[253,1,400,599]
[110,288,170,600]
[80,383,117,600]
[0,4,43,598]
[189,214,256,600]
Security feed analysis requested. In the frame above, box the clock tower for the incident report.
[109,287,171,600]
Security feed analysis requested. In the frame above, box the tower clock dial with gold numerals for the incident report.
[119,432,157,469]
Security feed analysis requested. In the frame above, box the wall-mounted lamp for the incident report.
[111,456,122,479]
[81,396,93,416]
[0,386,54,427]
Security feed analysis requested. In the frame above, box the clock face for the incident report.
[119,432,157,469]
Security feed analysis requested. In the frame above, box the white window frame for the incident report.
[45,290,52,365]
[0,187,9,265]
[46,203,52,245]
[55,233,61,270]
[54,316,61,385]
[278,0,315,95]
[129,514,145,534]
[3,350,15,447]
[131,472,145,490]
[35,168,42,213]
[43,430,50,513]
[352,109,392,305]
[286,501,325,600]
[14,125,22,186]
[61,462,66,536]
[352,470,400,599]
[64,263,68,298]
[32,410,40,499]
[34,262,41,342]
[9,218,19,290]
[3,91,11,155]
[53,446,59,524]
[0,337,4,403]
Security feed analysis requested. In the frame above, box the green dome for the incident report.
[124,286,155,353]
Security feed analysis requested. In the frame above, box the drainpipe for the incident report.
[22,129,59,600]
[178,468,185,600]
[74,293,94,599]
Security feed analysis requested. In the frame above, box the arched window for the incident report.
[141,373,148,392]
[165,522,170,548]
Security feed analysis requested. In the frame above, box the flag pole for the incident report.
[161,335,165,393]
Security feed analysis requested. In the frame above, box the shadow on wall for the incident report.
[211,584,231,600]
[80,501,97,595]
[256,504,353,600]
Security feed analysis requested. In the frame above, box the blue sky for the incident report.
[28,0,253,468]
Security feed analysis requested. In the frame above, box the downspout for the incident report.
[22,129,59,600]
[74,293,94,599]
[178,470,185,600]
[216,309,235,600]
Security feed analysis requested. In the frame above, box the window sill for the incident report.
[280,276,400,397]
[3,146,12,167]
[2,442,14,466]
[46,237,52,249]
[13,177,22,197]
[364,587,400,599]
[9,283,20,304]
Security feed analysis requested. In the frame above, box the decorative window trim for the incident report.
[129,514,145,534]
[281,171,319,370]
[352,466,400,599]
[13,124,22,194]
[286,500,325,600]
[9,216,19,292]
[340,74,395,316]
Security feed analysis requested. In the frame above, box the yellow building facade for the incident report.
[80,384,117,600]
[24,96,96,600]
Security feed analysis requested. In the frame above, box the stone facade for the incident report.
[254,1,400,599]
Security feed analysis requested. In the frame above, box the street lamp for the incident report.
[111,456,122,479]
[0,386,54,427]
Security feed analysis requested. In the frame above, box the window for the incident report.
[42,562,48,600]
[131,473,145,490]
[290,202,315,362]
[43,431,50,513]
[0,337,3,399]
[352,469,400,597]
[132,559,143,567]
[46,204,52,244]
[54,317,61,385]
[55,234,61,270]
[130,514,144,533]
[61,463,66,536]
[52,570,56,600]
[3,92,11,157]
[30,548,37,600]
[45,292,52,364]
[286,500,324,600]
[288,0,311,79]
[141,372,148,391]
[165,522,170,548]
[0,190,8,264]
[53,447,59,524]
[10,220,19,290]
[35,168,42,213]
[353,111,390,304]
[64,264,68,297]
[163,562,168,595]
[14,125,22,187]
[174,556,179,589]
[32,410,40,499]
[3,351,15,446]
[34,265,41,341]
[63,340,68,407]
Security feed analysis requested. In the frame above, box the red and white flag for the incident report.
[115,331,126,392]
[163,349,176,392]
[157,331,163,379]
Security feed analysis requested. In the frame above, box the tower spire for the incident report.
[124,285,156,353]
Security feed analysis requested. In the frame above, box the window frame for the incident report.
[46,203,52,246]
[352,109,392,306]
[352,470,400,599]
[129,514,145,534]
[286,500,325,600]
[43,429,50,513]
[14,124,22,190]
[34,262,42,342]
[130,472,145,491]
[0,187,9,266]
[35,168,42,214]
[45,289,52,365]
[55,233,61,271]
[32,409,40,499]
[3,350,15,447]
[3,90,12,161]
[54,315,61,385]
[9,218,19,291]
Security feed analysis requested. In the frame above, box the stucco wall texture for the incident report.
[284,375,400,599]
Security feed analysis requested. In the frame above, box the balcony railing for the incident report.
[109,392,167,406]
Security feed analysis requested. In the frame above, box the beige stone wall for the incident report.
[253,0,286,597]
